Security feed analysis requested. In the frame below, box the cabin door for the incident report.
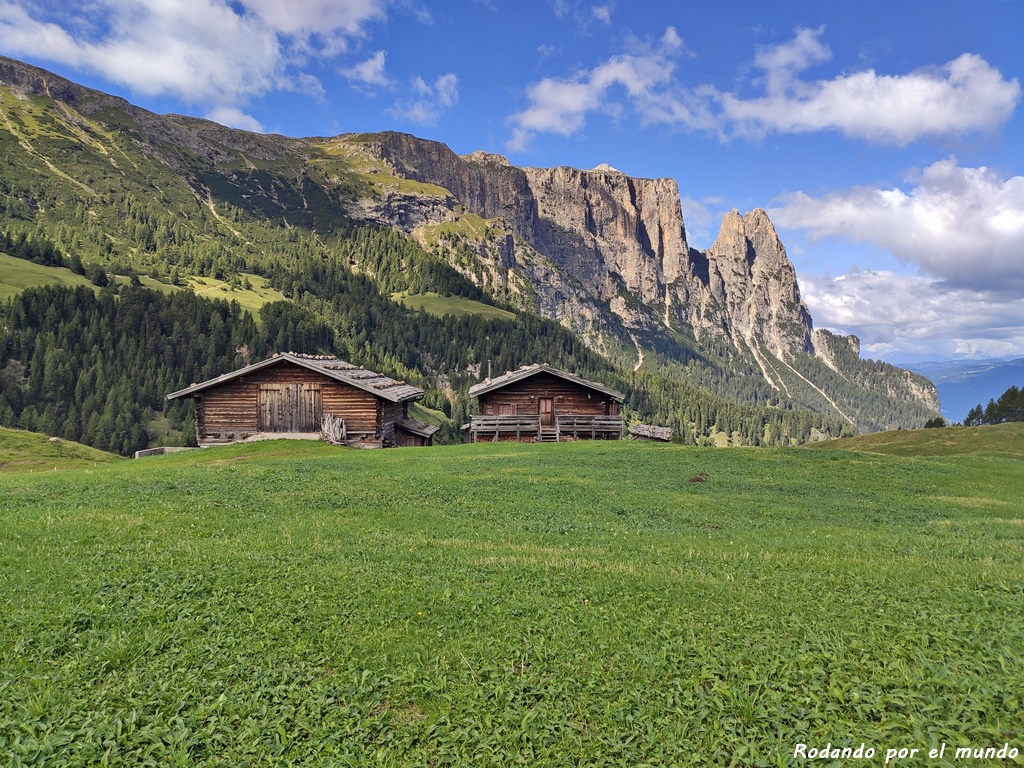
[538,397,554,426]
[258,383,323,432]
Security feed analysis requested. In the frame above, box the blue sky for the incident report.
[2,0,1023,362]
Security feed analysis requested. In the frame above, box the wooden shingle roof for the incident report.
[166,353,425,404]
[396,417,440,438]
[468,363,624,400]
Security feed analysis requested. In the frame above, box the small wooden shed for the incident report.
[166,352,438,448]
[467,364,624,443]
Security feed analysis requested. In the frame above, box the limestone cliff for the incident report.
[701,209,813,358]
[350,133,816,356]
[362,132,688,303]
[342,131,938,427]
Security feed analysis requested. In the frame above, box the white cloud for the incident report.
[434,73,459,107]
[341,50,392,90]
[206,106,265,133]
[0,0,389,128]
[507,26,688,151]
[390,73,460,126]
[713,29,1021,144]
[802,270,1024,360]
[506,26,1020,148]
[242,0,386,50]
[772,158,1024,291]
[592,5,612,25]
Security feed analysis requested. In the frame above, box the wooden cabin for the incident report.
[467,364,624,443]
[166,353,438,448]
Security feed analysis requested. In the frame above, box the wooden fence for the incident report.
[555,415,623,440]
[469,415,542,442]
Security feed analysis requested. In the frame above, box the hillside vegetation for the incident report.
[0,58,934,458]
[807,421,1024,459]
[0,425,120,471]
[2,438,1021,765]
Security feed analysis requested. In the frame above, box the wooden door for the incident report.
[258,384,282,431]
[258,383,322,432]
[294,383,322,431]
[539,397,554,426]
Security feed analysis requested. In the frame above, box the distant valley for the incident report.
[906,358,1024,421]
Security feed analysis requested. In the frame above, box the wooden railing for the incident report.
[469,414,624,442]
[469,415,542,442]
[555,415,623,440]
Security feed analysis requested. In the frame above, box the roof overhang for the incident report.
[396,417,440,438]
[468,363,624,401]
[166,353,424,404]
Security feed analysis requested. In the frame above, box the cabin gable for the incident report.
[468,365,623,443]
[477,372,617,418]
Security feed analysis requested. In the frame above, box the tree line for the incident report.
[963,385,1024,426]
[0,284,269,455]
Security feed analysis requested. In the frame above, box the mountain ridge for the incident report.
[349,129,938,424]
[0,55,939,436]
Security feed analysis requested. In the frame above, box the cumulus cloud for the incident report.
[206,106,265,132]
[772,158,1024,291]
[506,26,1020,149]
[390,73,459,126]
[341,50,392,90]
[242,0,387,51]
[507,26,691,151]
[801,270,1024,359]
[713,28,1021,144]
[0,0,388,127]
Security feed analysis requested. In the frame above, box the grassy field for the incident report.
[1,429,1022,765]
[0,253,283,315]
[808,422,1024,460]
[392,290,516,320]
[188,273,286,315]
[0,427,121,472]
[0,252,96,301]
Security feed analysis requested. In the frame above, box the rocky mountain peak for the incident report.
[703,208,813,359]
[708,209,751,261]
[463,150,511,167]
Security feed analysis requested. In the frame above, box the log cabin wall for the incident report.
[477,372,617,418]
[379,401,406,446]
[395,430,430,447]
[194,361,380,445]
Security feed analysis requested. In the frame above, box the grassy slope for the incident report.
[0,426,121,471]
[1,435,1021,765]
[808,421,1024,459]
[0,252,96,301]
[189,274,286,315]
[0,253,284,313]
[392,290,516,320]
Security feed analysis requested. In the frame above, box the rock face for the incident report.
[348,131,938,425]
[364,132,690,312]
[359,132,700,354]
[357,133,814,356]
[701,209,813,358]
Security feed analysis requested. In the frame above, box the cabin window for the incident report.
[607,401,620,416]
[497,403,518,415]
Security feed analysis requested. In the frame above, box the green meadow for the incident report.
[0,253,96,302]
[1,426,1022,766]
[391,291,516,320]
